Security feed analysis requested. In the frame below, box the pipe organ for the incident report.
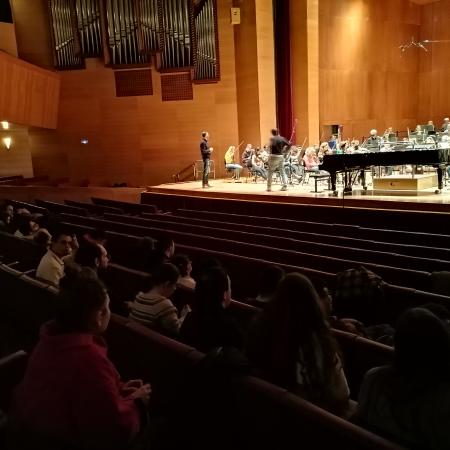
[104,0,149,65]
[137,0,163,55]
[48,0,83,69]
[46,0,220,83]
[194,0,219,81]
[75,0,103,57]
[160,0,193,70]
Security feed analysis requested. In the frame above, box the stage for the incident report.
[146,176,450,213]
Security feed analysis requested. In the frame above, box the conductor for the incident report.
[267,128,290,192]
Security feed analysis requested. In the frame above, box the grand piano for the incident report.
[321,147,450,194]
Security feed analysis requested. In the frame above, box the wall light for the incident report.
[2,137,12,150]
[1,121,9,130]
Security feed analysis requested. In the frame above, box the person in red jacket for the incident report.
[12,267,151,450]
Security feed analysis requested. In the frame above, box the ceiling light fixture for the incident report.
[1,121,9,130]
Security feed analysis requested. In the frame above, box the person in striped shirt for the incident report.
[129,263,188,337]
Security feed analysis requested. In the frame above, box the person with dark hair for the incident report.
[152,234,175,269]
[254,265,285,305]
[266,128,290,192]
[74,239,109,272]
[179,266,243,352]
[12,268,151,450]
[356,308,450,449]
[246,273,349,412]
[0,203,14,232]
[32,228,52,248]
[172,254,195,289]
[36,229,74,286]
[129,263,185,336]
[200,131,213,188]
[14,214,39,239]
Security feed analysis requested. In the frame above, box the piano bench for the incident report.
[309,172,331,193]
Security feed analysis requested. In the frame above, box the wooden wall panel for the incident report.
[0,23,18,57]
[29,1,239,187]
[418,0,450,126]
[0,127,33,178]
[318,0,421,141]
[10,0,54,69]
[233,0,261,147]
[0,51,60,129]
[255,0,277,146]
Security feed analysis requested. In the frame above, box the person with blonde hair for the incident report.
[303,147,320,171]
[224,145,243,180]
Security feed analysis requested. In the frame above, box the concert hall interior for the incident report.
[3,1,450,450]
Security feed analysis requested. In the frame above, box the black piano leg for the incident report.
[360,170,367,191]
[330,172,338,196]
[436,166,444,194]
[343,171,352,194]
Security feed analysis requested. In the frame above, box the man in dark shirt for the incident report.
[200,131,213,188]
[267,128,290,192]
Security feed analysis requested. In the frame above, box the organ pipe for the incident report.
[48,0,83,69]
[194,0,218,80]
[75,0,102,57]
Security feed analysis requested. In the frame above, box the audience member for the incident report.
[13,215,39,239]
[356,308,450,449]
[172,254,195,289]
[151,234,175,271]
[246,273,350,412]
[179,266,243,352]
[129,263,186,336]
[254,265,285,305]
[74,239,110,273]
[36,229,74,286]
[11,268,151,450]
[32,228,52,248]
[0,203,14,231]
[316,279,394,345]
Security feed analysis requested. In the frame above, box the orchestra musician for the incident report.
[251,148,268,180]
[318,142,331,159]
[266,128,290,192]
[441,118,450,132]
[366,129,382,148]
[241,144,254,170]
[303,147,320,171]
[284,147,304,182]
[224,146,243,180]
[200,131,213,188]
[260,146,270,165]
[328,134,338,150]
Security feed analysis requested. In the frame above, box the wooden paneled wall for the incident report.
[0,51,60,129]
[0,23,18,57]
[30,0,239,187]
[234,0,276,149]
[418,0,450,126]
[318,0,421,141]
[9,0,54,69]
[0,127,33,178]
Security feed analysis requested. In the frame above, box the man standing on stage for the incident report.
[267,128,290,192]
[200,131,213,188]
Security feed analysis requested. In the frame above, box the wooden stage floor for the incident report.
[147,177,450,213]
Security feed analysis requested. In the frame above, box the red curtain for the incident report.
[273,0,294,142]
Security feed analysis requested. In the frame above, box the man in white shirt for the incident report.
[36,230,74,286]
